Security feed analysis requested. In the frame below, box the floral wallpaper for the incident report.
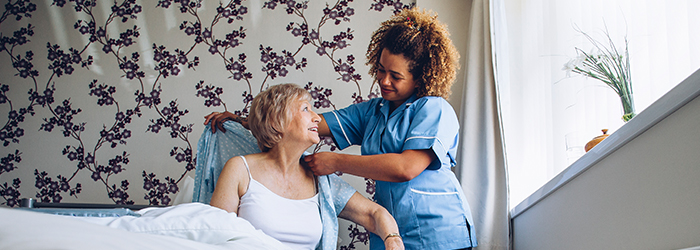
[0,0,415,248]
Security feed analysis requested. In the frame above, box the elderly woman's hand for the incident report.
[303,152,341,176]
[203,111,248,133]
[384,236,404,250]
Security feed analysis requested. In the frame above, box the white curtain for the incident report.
[499,0,700,208]
[457,0,511,249]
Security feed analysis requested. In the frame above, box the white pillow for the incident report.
[172,175,195,205]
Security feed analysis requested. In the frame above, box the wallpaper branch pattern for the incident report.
[1,0,414,248]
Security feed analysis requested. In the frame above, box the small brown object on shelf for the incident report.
[585,129,609,152]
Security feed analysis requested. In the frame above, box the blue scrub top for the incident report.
[322,94,477,250]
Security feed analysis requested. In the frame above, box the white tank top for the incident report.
[236,156,322,250]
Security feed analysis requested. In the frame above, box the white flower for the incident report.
[562,54,586,77]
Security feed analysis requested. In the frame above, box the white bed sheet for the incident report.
[0,204,290,250]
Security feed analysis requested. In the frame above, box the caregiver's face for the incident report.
[376,48,417,110]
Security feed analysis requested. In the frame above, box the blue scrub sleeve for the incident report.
[402,97,460,170]
[321,100,374,150]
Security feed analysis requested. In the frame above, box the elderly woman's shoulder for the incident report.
[229,152,267,163]
[223,153,261,173]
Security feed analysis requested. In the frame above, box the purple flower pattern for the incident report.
[0,150,22,207]
[0,0,414,248]
[142,171,179,206]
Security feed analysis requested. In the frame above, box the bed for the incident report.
[0,122,290,250]
[0,203,289,250]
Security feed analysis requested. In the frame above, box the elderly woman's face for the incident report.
[285,98,321,145]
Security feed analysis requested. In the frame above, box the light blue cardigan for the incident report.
[193,121,356,250]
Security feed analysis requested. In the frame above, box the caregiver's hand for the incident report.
[203,111,248,133]
[303,152,341,176]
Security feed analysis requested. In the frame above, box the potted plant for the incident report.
[563,27,635,122]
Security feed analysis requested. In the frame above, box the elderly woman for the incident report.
[209,83,403,250]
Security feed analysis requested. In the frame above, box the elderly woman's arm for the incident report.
[339,192,404,250]
[210,157,249,213]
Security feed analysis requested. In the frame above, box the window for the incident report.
[500,0,700,208]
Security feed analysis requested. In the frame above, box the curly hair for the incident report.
[366,8,459,100]
[248,83,311,152]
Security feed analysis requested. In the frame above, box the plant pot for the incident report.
[585,129,609,152]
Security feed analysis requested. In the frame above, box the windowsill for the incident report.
[510,68,700,218]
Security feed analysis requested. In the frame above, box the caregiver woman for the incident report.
[303,8,477,250]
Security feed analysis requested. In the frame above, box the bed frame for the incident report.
[19,198,155,210]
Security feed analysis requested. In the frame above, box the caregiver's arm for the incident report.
[339,192,404,250]
[304,149,435,182]
[210,157,249,213]
[203,111,248,133]
[316,117,331,137]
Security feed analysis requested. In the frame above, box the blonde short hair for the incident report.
[248,83,311,152]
